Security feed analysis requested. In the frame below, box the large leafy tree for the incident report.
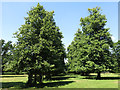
[67,7,113,78]
[13,3,66,86]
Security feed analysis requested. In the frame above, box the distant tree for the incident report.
[1,39,14,74]
[67,29,90,75]
[13,3,66,86]
[67,7,113,79]
[3,43,22,74]
[112,40,120,73]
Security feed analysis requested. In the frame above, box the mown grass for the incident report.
[0,73,119,89]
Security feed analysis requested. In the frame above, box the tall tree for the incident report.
[13,3,66,86]
[67,7,113,78]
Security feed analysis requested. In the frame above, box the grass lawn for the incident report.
[0,73,119,89]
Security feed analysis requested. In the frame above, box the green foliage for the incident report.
[13,3,66,85]
[112,40,120,72]
[1,39,14,74]
[67,7,113,78]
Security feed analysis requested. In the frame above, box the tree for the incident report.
[67,29,90,75]
[67,7,113,78]
[0,39,14,74]
[13,3,66,86]
[3,43,22,74]
[112,40,120,73]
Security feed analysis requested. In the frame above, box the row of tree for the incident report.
[1,3,120,86]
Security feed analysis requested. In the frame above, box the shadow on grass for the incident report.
[51,76,75,80]
[100,77,120,80]
[2,82,26,88]
[2,76,27,78]
[35,81,74,88]
[53,73,66,76]
[2,81,74,89]
[83,75,120,80]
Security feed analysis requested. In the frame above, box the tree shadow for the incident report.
[53,73,66,76]
[1,81,74,89]
[82,75,96,79]
[2,76,27,78]
[1,74,75,89]
[2,82,26,88]
[81,75,96,76]
[51,76,75,80]
[83,75,120,80]
[99,77,120,80]
[1,75,75,89]
[36,81,74,88]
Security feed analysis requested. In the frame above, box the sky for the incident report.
[2,2,118,50]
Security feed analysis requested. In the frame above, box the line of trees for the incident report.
[1,4,119,86]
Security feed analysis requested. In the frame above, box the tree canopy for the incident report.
[13,3,66,86]
[67,7,114,78]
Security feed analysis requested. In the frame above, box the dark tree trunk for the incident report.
[81,72,89,76]
[97,72,101,79]
[45,73,51,80]
[2,71,4,75]
[38,74,43,85]
[84,72,89,76]
[26,72,33,86]
[2,67,4,75]
[15,71,20,75]
[33,73,37,85]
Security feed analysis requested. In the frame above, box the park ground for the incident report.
[0,73,119,89]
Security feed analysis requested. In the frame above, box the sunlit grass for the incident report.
[1,75,28,82]
[1,73,119,89]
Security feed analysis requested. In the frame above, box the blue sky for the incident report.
[2,2,118,49]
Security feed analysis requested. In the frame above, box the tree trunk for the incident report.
[46,74,51,80]
[97,72,101,79]
[84,72,89,76]
[33,73,37,85]
[15,70,19,75]
[2,71,4,75]
[26,72,33,86]
[2,67,4,75]
[38,74,43,85]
